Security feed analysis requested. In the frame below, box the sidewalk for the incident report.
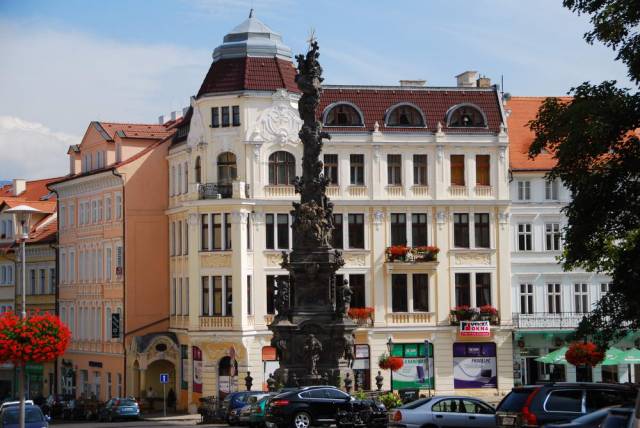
[143,411,202,422]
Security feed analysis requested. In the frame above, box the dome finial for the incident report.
[249,8,254,18]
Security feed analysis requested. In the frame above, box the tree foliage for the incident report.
[528,1,640,347]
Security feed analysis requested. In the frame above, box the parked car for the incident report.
[62,397,103,420]
[496,383,637,428]
[543,406,626,428]
[97,397,140,422]
[0,401,34,412]
[265,385,384,428]
[0,404,49,428]
[388,396,496,428]
[237,393,272,427]
[223,391,268,424]
[249,394,277,428]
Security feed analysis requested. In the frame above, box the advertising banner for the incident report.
[391,343,434,389]
[192,346,203,393]
[453,343,497,388]
[181,345,188,390]
[459,321,491,337]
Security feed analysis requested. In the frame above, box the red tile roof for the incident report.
[197,57,300,96]
[96,122,174,140]
[1,199,56,214]
[318,86,504,133]
[0,178,60,203]
[27,218,57,244]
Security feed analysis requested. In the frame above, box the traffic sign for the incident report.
[160,373,169,384]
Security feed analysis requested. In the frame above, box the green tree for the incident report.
[528,0,640,347]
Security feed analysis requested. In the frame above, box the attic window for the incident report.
[386,104,425,127]
[324,104,363,126]
[447,105,486,127]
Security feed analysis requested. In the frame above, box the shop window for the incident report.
[453,343,496,388]
[353,344,371,390]
[390,343,434,390]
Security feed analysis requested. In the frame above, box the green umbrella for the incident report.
[619,348,640,364]
[600,347,626,366]
[536,346,569,364]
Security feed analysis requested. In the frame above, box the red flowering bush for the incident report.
[378,353,404,372]
[479,305,498,315]
[411,246,440,262]
[565,342,605,367]
[348,307,374,321]
[0,311,71,364]
[385,245,410,261]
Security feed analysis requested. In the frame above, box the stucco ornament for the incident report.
[187,98,205,147]
[246,99,302,146]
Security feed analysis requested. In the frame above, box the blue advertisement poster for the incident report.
[453,343,497,388]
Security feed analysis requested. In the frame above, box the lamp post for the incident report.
[386,337,393,392]
[6,205,40,428]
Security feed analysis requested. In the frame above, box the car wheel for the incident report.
[292,412,312,428]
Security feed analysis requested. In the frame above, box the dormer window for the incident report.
[324,103,363,126]
[447,104,487,127]
[386,104,425,127]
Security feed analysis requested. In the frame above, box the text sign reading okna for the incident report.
[459,321,491,337]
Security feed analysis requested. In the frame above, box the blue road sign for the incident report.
[160,373,169,384]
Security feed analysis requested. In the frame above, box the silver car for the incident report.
[389,396,497,428]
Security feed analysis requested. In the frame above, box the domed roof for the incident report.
[212,10,292,62]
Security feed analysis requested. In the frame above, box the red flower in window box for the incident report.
[411,246,440,262]
[565,342,605,367]
[479,305,498,316]
[347,307,374,322]
[0,311,71,364]
[378,354,404,372]
[385,246,410,261]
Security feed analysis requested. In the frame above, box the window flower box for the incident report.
[385,245,439,263]
[410,245,440,262]
[348,307,374,326]
[449,305,500,325]
[385,245,410,262]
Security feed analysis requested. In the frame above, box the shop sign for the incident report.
[89,361,103,368]
[262,346,277,361]
[459,320,491,337]
[192,346,203,393]
[391,343,435,390]
[180,345,188,390]
[111,313,121,338]
[355,345,369,359]
[453,343,497,388]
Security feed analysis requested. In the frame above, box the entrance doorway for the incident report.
[145,360,175,411]
[218,357,238,399]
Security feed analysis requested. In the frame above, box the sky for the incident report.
[0,0,633,180]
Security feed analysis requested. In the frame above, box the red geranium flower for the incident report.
[0,311,71,364]
[565,342,605,367]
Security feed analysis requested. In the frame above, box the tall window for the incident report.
[184,161,188,193]
[518,224,533,251]
[212,214,222,250]
[212,276,223,315]
[520,283,534,314]
[453,213,470,248]
[60,205,66,228]
[545,179,559,200]
[601,283,611,295]
[195,156,202,184]
[232,105,240,126]
[547,283,562,314]
[224,276,233,316]
[413,274,429,312]
[411,213,428,246]
[39,269,46,294]
[350,154,365,185]
[105,248,111,281]
[475,273,491,306]
[171,278,176,315]
[30,270,36,294]
[348,214,365,249]
[266,214,275,249]
[268,151,295,185]
[349,274,365,308]
[69,205,74,226]
[224,214,232,250]
[211,107,220,128]
[277,214,289,249]
[265,214,289,250]
[115,194,122,220]
[450,155,465,186]
[201,214,209,251]
[323,154,339,185]
[574,283,589,313]
[387,154,402,185]
[221,106,230,127]
[247,275,252,315]
[517,181,531,201]
[476,155,490,186]
[332,214,343,249]
[455,273,471,306]
[413,155,428,185]
[177,164,182,195]
[390,213,406,246]
[201,277,210,316]
[474,213,490,248]
[545,223,562,251]
[217,152,237,185]
[266,275,276,314]
[105,197,112,221]
[391,274,408,312]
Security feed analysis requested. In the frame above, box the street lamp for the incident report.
[386,337,393,392]
[6,204,40,428]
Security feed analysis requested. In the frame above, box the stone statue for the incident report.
[274,275,290,315]
[375,371,384,391]
[271,336,288,362]
[266,373,276,392]
[303,334,323,375]
[244,371,253,391]
[337,279,353,317]
[344,372,353,393]
[343,334,355,369]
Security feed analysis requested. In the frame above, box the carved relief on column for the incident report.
[498,210,510,230]
[188,213,199,228]
[372,210,384,231]
[373,145,381,162]
[231,211,249,225]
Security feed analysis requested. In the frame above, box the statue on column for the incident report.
[303,334,323,375]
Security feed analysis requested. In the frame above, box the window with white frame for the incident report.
[115,245,123,276]
[69,250,75,282]
[266,213,290,250]
[545,223,562,251]
[49,268,55,293]
[97,248,103,281]
[105,247,112,281]
[171,166,176,196]
[105,196,112,221]
[574,283,589,313]
[69,204,75,226]
[350,154,365,185]
[547,283,562,314]
[518,223,533,251]
[390,213,407,246]
[387,154,402,185]
[171,278,176,315]
[92,200,98,223]
[545,179,559,200]
[411,213,428,247]
[517,181,531,201]
[177,163,182,195]
[413,154,428,186]
[183,277,189,315]
[60,205,66,228]
[201,275,233,316]
[98,199,103,221]
[115,193,122,220]
[348,213,365,249]
[455,272,493,307]
[78,203,84,226]
[183,161,188,194]
[601,282,611,295]
[183,220,188,255]
[170,222,175,256]
[520,283,534,314]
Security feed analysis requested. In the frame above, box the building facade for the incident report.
[164,14,515,412]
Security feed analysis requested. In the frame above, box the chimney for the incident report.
[170,110,183,122]
[477,76,492,88]
[399,79,426,87]
[456,71,479,87]
[12,179,26,196]
[158,115,165,125]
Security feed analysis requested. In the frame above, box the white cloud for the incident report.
[0,116,79,180]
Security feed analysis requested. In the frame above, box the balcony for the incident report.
[264,185,296,198]
[347,185,367,198]
[385,185,404,198]
[512,312,586,330]
[474,185,494,198]
[348,307,374,327]
[198,183,232,199]
[450,306,500,325]
[199,316,233,330]
[449,185,469,198]
[387,312,434,325]
[326,185,340,198]
[411,185,429,198]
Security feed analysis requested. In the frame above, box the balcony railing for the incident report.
[347,185,367,198]
[326,185,340,198]
[512,312,586,329]
[199,316,233,330]
[475,185,494,198]
[198,183,232,199]
[387,312,433,324]
[449,185,469,198]
[411,185,429,198]
[264,185,296,198]
[385,185,404,198]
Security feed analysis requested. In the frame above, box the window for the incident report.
[105,248,112,281]
[277,214,289,249]
[246,215,251,250]
[60,205,66,228]
[177,221,182,255]
[413,155,428,185]
[171,278,176,315]
[266,275,276,314]
[387,154,402,185]
[450,155,465,186]
[211,107,220,128]
[453,213,470,248]
[517,181,531,201]
[448,105,486,127]
[455,273,471,307]
[518,224,533,251]
[183,161,188,193]
[232,105,240,126]
[268,151,296,185]
[324,104,363,126]
[350,154,365,185]
[183,220,189,255]
[475,273,491,306]
[391,274,408,312]
[195,156,202,184]
[115,246,123,272]
[390,213,406,246]
[265,213,289,250]
[574,283,589,313]
[411,213,428,247]
[476,155,490,186]
[92,200,98,223]
[221,106,230,127]
[30,270,36,294]
[217,152,237,185]
[171,166,176,196]
[40,269,46,294]
[266,214,275,249]
[210,214,222,250]
[201,277,210,316]
[170,222,175,255]
[332,214,343,249]
[69,204,75,225]
[201,214,209,251]
[413,274,429,312]
[247,275,252,315]
[387,105,424,127]
[184,278,189,315]
[224,276,233,316]
[474,213,490,248]
[547,283,561,314]
[601,282,611,294]
[323,154,338,185]
[177,163,182,195]
[348,214,364,249]
[349,274,365,308]
[520,284,534,314]
[545,179,559,200]
[105,197,112,221]
[545,390,583,413]
[545,223,562,251]
[115,194,122,220]
[224,214,232,250]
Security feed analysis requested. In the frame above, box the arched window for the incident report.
[217,152,237,185]
[194,156,202,184]
[386,104,425,127]
[447,105,487,127]
[324,104,363,126]
[268,151,296,185]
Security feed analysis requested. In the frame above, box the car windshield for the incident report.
[498,389,537,412]
[400,398,432,409]
[2,407,45,423]
[118,399,137,406]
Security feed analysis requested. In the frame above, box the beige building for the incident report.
[166,15,514,412]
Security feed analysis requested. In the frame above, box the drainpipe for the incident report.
[111,169,126,396]
[48,185,60,397]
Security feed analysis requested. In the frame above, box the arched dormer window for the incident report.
[195,156,202,184]
[268,151,295,185]
[447,104,487,128]
[386,104,425,127]
[217,152,237,185]
[323,103,363,126]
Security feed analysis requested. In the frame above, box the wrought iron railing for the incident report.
[512,312,586,329]
[198,183,233,199]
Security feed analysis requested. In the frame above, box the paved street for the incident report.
[51,419,227,428]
